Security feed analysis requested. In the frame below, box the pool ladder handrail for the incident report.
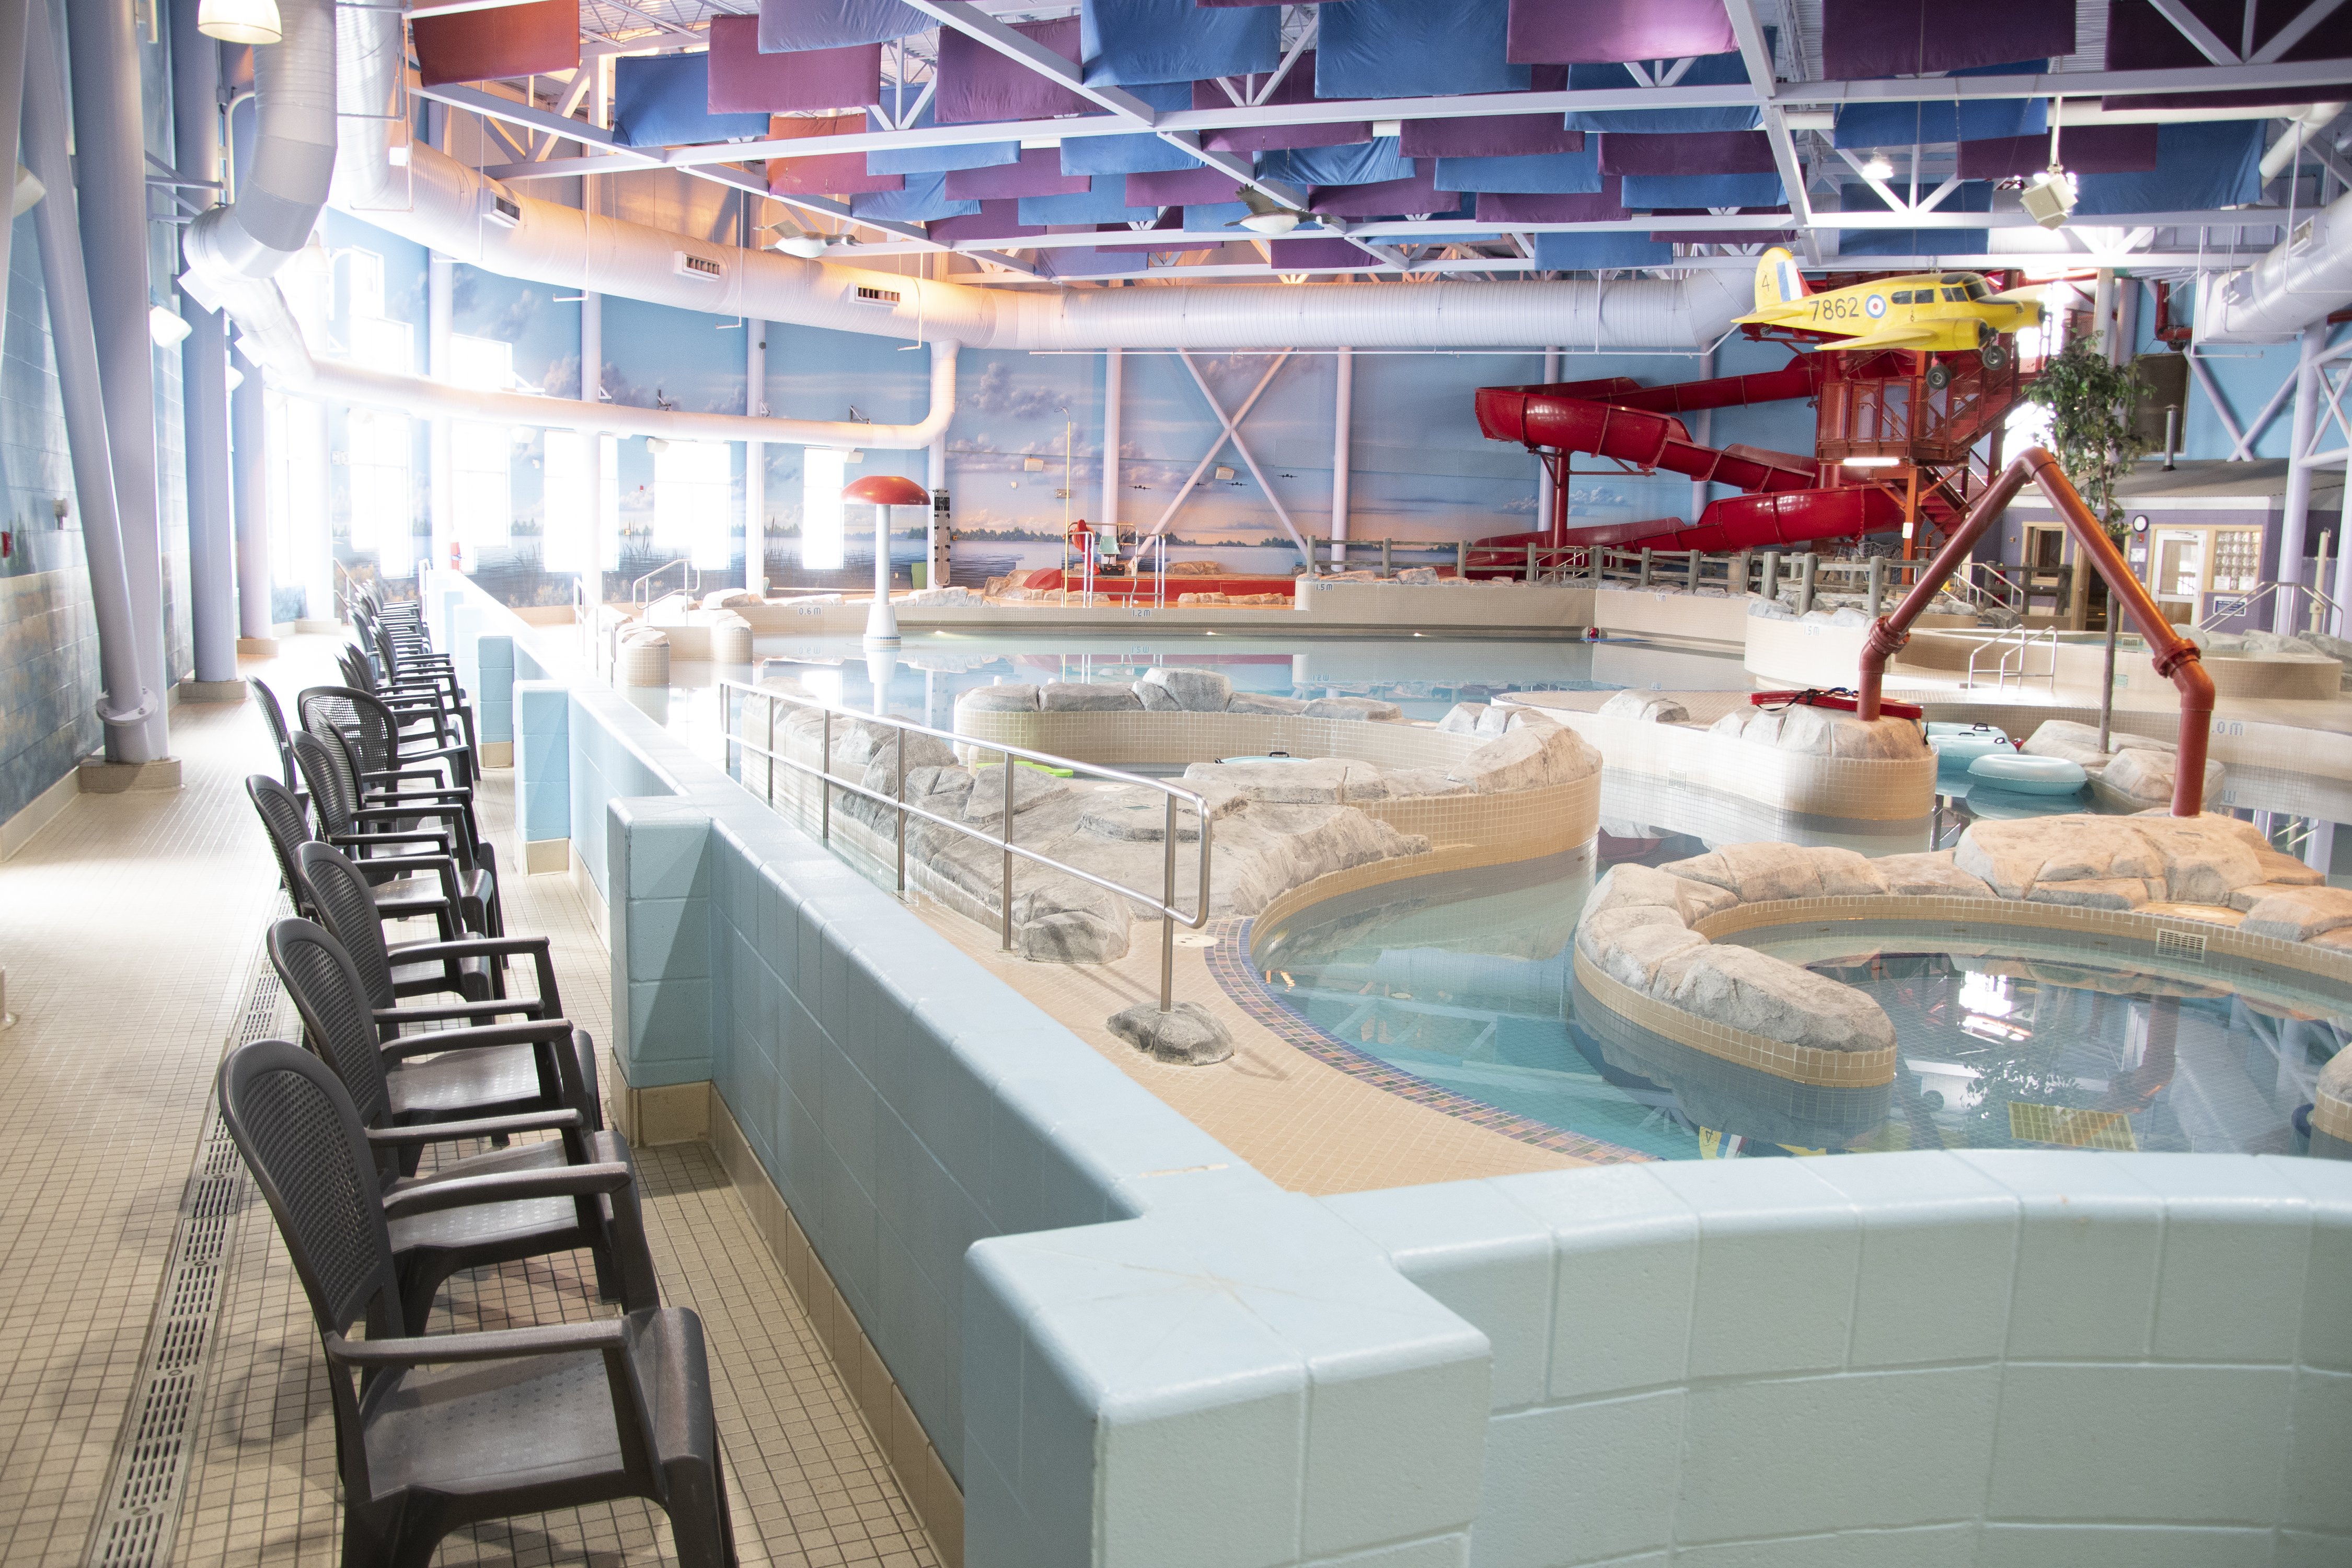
[720,678,1212,1016]
[1963,620,2057,694]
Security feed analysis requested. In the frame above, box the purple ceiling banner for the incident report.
[926,200,1045,243]
[1265,236,1369,268]
[1126,164,1246,205]
[1474,180,1629,222]
[1506,0,1736,64]
[1823,0,2073,79]
[2102,0,2352,109]
[1195,0,1331,6]
[1195,53,1373,151]
[767,112,905,194]
[709,17,879,112]
[1306,168,1455,216]
[946,147,1094,199]
[1957,125,2160,179]
[1599,131,1775,176]
[1401,116,1581,158]
[938,16,1091,123]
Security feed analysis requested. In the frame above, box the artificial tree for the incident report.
[2021,337,2152,751]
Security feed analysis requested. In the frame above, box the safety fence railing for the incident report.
[1964,622,2058,695]
[719,679,1213,1012]
[2199,580,2341,636]
[631,557,698,607]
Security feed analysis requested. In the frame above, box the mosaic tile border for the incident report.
[1572,948,1900,1088]
[2315,1088,2352,1144]
[1206,915,1651,1167]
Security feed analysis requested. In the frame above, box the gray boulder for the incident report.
[1040,682,1145,712]
[1651,943,1896,1054]
[1077,785,1242,841]
[1437,702,1490,735]
[1012,878,1131,963]
[1227,691,1311,715]
[2240,885,2352,942]
[1458,722,1600,793]
[1108,1001,1235,1066]
[962,764,1070,826]
[1582,912,1709,991]
[1584,863,1740,926]
[1871,850,1996,898]
[1301,695,1405,722]
[958,683,1041,713]
[1182,756,1390,804]
[1134,666,1234,712]
[1381,767,1472,798]
[1598,690,1691,723]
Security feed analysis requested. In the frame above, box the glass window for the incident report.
[802,447,847,570]
[1890,290,1912,305]
[347,410,413,574]
[654,440,734,570]
[1943,287,1966,302]
[348,314,411,376]
[451,423,514,548]
[543,432,622,575]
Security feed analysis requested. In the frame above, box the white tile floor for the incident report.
[0,638,935,1567]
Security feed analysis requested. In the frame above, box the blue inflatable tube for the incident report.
[1967,753,2088,795]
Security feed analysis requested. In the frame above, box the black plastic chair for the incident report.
[294,840,567,1017]
[215,1041,732,1568]
[298,709,482,864]
[294,730,502,935]
[248,774,468,937]
[267,916,598,1142]
[304,682,474,792]
[251,677,309,815]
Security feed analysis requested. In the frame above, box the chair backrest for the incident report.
[266,916,397,1127]
[295,842,399,1012]
[291,730,360,838]
[216,1038,403,1339]
[300,686,398,779]
[337,643,379,695]
[250,678,302,794]
[247,774,317,915]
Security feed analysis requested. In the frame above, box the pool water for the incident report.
[1253,855,2351,1162]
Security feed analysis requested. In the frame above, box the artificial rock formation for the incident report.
[2020,719,2227,809]
[1108,1000,1235,1066]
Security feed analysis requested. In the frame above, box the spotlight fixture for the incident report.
[770,230,829,258]
[1860,155,1894,180]
[198,0,281,44]
[147,305,191,348]
[1840,455,1901,468]
[2021,165,2076,229]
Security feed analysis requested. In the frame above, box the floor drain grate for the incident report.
[84,955,285,1568]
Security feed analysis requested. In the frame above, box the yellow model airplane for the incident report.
[1736,247,2042,371]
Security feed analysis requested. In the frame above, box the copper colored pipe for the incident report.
[1857,446,2215,816]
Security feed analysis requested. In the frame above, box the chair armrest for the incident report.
[325,1319,625,1367]
[364,1108,583,1146]
[382,934,559,1011]
[379,1161,631,1221]
[380,1017,579,1060]
[374,998,552,1025]
[331,829,452,856]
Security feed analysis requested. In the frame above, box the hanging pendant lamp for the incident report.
[198,0,283,45]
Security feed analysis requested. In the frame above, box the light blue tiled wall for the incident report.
[514,678,569,843]
[474,632,514,745]
[0,210,98,826]
[437,572,2352,1568]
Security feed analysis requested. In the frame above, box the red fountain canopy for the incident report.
[843,475,930,505]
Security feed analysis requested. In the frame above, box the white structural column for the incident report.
[1690,342,1714,522]
[2278,322,2325,631]
[173,0,235,682]
[1536,345,1559,536]
[67,0,170,757]
[1331,346,1353,567]
[1100,346,1122,541]
[927,434,948,585]
[429,253,455,571]
[581,286,603,587]
[230,341,271,640]
[746,318,766,596]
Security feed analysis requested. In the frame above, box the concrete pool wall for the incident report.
[437,570,2352,1567]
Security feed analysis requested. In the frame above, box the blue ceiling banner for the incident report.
[865,101,1020,174]
[2073,121,2263,215]
[1620,171,1785,208]
[1317,0,1530,99]
[1042,248,1152,277]
[612,54,771,146]
[1080,0,1279,87]
[1837,179,1990,254]
[1563,47,1765,133]
[1832,61,2049,149]
[1058,82,1200,175]
[1182,202,1251,229]
[1531,232,1675,269]
[1259,137,1414,188]
[1018,176,1162,225]
[1432,147,1603,194]
[757,0,927,52]
[850,170,982,223]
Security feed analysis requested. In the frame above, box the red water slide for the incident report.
[1472,353,1912,557]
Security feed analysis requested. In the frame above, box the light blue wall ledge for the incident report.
[435,570,2352,1568]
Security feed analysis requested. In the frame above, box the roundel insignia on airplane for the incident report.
[1865,293,1887,319]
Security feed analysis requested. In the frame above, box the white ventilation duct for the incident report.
[182,0,336,286]
[327,3,1745,353]
[214,269,958,447]
[2195,185,2352,344]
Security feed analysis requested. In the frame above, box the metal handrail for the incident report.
[719,678,1212,1013]
[631,558,697,607]
[1964,622,2056,694]
[2197,579,2342,633]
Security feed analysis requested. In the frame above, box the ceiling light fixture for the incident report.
[1860,155,1894,180]
[198,0,281,44]
[1841,455,1901,468]
[2021,95,2077,229]
[147,305,191,347]
[771,232,829,258]
[1240,210,1299,235]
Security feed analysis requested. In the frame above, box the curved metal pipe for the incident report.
[1858,446,2214,816]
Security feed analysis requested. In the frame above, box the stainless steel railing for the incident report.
[719,679,1213,1012]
